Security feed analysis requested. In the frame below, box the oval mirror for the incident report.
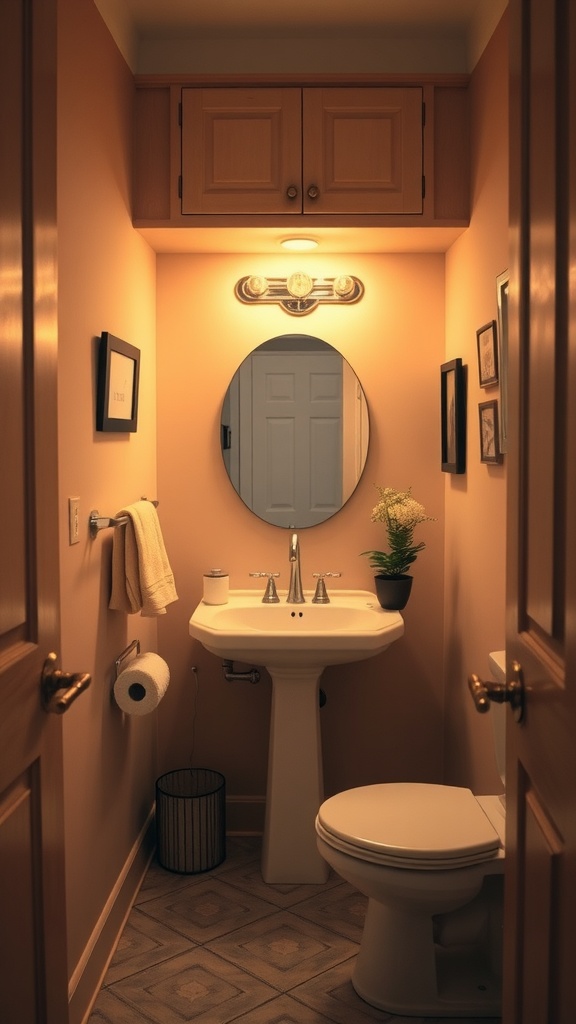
[220,334,369,528]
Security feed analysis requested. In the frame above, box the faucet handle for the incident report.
[249,572,280,603]
[312,572,342,604]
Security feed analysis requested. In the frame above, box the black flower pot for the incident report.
[374,574,413,611]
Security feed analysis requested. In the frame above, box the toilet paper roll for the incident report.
[114,652,170,716]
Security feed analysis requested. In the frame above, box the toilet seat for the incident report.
[316,783,502,870]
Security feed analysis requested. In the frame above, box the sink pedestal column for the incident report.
[261,665,329,884]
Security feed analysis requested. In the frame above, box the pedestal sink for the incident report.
[189,589,404,884]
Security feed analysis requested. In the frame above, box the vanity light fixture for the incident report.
[235,272,364,316]
[280,237,319,252]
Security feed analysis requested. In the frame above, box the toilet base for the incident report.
[353,896,502,1018]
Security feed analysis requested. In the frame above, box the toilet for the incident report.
[315,651,506,1018]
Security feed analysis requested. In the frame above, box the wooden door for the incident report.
[302,87,423,214]
[0,0,71,1021]
[181,87,302,214]
[503,0,576,1020]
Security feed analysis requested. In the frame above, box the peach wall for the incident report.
[52,3,509,1015]
[444,12,509,792]
[57,0,157,1004]
[156,252,446,829]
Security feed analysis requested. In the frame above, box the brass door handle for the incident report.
[468,659,524,722]
[41,652,91,714]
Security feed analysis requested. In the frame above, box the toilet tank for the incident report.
[488,650,507,790]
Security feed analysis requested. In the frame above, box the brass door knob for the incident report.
[468,659,524,722]
[41,652,91,714]
[307,184,320,200]
[286,185,298,200]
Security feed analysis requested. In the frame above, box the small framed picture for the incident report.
[441,358,466,474]
[476,320,499,387]
[96,332,140,432]
[479,399,503,463]
[496,271,509,451]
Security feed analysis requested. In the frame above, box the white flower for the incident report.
[362,486,435,577]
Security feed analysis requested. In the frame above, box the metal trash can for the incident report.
[156,768,225,874]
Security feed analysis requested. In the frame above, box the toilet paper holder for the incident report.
[115,639,140,679]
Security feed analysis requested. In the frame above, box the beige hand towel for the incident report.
[109,501,178,616]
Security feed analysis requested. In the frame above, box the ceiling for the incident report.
[124,0,490,37]
[100,0,504,45]
[96,0,508,78]
[95,0,507,254]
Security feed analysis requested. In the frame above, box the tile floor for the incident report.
[88,836,502,1024]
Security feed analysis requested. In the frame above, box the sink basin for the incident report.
[189,588,404,668]
[189,588,404,884]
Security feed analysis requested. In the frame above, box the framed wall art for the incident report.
[96,332,140,432]
[496,270,509,451]
[479,399,503,464]
[476,320,499,387]
[441,358,466,474]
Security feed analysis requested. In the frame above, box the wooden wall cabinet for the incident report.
[181,87,423,216]
[133,77,470,228]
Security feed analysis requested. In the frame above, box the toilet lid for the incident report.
[317,783,502,869]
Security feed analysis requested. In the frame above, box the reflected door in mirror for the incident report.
[221,335,369,528]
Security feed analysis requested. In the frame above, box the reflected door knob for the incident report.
[468,659,524,722]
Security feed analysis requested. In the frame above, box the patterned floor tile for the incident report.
[206,909,358,990]
[292,882,367,942]
[292,961,501,1024]
[135,858,200,905]
[218,852,343,909]
[136,838,261,906]
[291,960,402,1023]
[231,992,340,1023]
[102,906,194,985]
[88,836,502,1024]
[138,876,276,943]
[107,946,277,1024]
[89,986,158,1023]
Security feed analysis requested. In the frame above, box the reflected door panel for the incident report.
[221,334,369,528]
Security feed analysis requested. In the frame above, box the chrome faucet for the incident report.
[287,532,305,603]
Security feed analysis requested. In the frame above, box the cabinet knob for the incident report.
[307,184,320,200]
[286,185,298,200]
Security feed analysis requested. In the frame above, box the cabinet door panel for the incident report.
[303,88,423,214]
[181,88,302,214]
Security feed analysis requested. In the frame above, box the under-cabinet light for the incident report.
[280,238,319,252]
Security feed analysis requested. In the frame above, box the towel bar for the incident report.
[89,499,158,538]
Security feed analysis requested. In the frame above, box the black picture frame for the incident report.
[476,320,499,387]
[496,270,509,452]
[96,332,140,432]
[479,399,503,463]
[441,358,466,474]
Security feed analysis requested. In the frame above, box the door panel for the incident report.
[248,351,343,528]
[505,0,576,1020]
[0,1,68,1021]
[303,88,423,214]
[181,88,302,214]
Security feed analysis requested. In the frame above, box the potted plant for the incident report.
[361,486,434,609]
